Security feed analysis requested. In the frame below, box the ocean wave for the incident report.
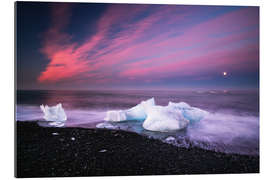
[16,104,259,155]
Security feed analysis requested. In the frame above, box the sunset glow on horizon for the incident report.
[17,2,259,90]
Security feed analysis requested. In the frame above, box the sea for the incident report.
[16,89,259,156]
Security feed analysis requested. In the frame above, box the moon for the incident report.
[223,72,227,76]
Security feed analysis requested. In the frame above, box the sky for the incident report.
[16,2,259,90]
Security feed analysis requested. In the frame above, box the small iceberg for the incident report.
[40,103,67,127]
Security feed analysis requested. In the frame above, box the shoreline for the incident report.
[16,121,259,177]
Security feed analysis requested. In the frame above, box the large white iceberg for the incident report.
[103,98,208,132]
[104,98,155,122]
[142,105,189,132]
[40,103,67,127]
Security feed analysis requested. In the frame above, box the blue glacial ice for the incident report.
[168,102,209,123]
[104,98,155,122]
[40,103,67,127]
[100,98,208,132]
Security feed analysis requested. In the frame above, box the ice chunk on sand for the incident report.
[40,103,67,127]
[99,149,107,153]
[96,122,117,129]
[168,102,208,123]
[104,98,155,122]
[142,105,189,132]
[165,136,176,142]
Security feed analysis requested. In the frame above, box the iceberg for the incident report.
[40,103,67,127]
[103,98,208,132]
[168,102,208,123]
[142,105,189,132]
[104,98,155,122]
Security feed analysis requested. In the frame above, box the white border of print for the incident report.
[1,0,269,180]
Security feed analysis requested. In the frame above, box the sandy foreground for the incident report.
[16,121,259,177]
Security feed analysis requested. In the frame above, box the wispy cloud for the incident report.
[38,4,259,87]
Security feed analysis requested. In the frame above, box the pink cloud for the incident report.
[38,5,258,86]
[38,4,151,83]
[119,43,258,80]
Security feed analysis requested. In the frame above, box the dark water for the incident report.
[16,89,259,155]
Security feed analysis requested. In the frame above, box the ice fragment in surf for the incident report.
[96,122,117,129]
[142,105,189,132]
[165,136,176,142]
[40,103,67,127]
[99,149,107,153]
[168,102,208,123]
[104,98,155,122]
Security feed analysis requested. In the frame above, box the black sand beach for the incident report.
[16,121,259,177]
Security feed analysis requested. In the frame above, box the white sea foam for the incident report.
[16,98,259,155]
[16,105,43,121]
[158,112,259,155]
[187,112,259,146]
[16,105,105,128]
